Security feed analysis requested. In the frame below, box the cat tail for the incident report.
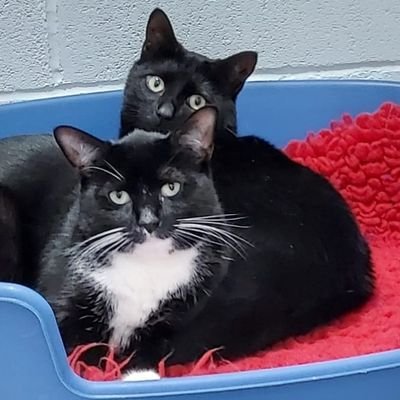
[0,184,22,283]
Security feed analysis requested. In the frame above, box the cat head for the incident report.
[121,8,257,137]
[54,107,224,255]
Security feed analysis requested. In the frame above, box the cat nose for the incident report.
[156,102,175,120]
[138,207,160,234]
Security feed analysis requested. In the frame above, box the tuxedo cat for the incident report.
[120,8,257,138]
[0,108,373,382]
[117,8,372,378]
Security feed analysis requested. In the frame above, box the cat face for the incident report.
[120,8,257,136]
[55,108,222,253]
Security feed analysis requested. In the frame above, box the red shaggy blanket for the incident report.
[69,102,400,381]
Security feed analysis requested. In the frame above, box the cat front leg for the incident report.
[120,352,162,382]
[61,315,160,381]
[119,337,169,382]
[56,297,111,357]
[122,369,160,382]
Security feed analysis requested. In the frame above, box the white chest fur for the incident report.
[90,236,199,350]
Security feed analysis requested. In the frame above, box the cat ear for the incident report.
[53,126,107,170]
[141,8,180,58]
[177,107,218,161]
[216,51,258,97]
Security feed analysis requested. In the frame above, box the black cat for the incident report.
[120,8,257,138]
[0,108,373,381]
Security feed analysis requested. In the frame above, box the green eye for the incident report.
[146,75,165,93]
[187,94,206,110]
[109,190,130,205]
[161,182,181,198]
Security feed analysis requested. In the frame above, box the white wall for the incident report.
[1,0,399,103]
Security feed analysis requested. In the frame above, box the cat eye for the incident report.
[161,182,181,198]
[187,94,206,110]
[146,75,165,93]
[108,190,131,205]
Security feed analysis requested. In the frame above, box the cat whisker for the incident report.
[196,230,246,258]
[178,213,244,221]
[171,230,194,248]
[178,226,247,259]
[96,235,131,263]
[114,236,133,253]
[176,223,251,259]
[178,219,251,229]
[73,230,125,256]
[177,215,248,228]
[178,223,253,248]
[75,232,125,263]
[84,234,124,256]
[174,227,222,248]
[94,237,124,261]
[74,227,125,250]
[81,166,123,182]
[225,126,238,136]
[104,160,125,181]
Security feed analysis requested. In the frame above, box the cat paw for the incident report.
[122,369,161,382]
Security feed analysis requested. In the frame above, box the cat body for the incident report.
[0,114,231,373]
[0,135,77,285]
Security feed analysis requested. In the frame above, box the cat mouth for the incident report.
[140,227,165,240]
[155,121,172,134]
[155,116,186,133]
[143,229,152,238]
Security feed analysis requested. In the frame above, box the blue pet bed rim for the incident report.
[2,282,400,397]
[2,78,400,109]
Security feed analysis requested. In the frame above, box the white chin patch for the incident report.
[122,369,161,382]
